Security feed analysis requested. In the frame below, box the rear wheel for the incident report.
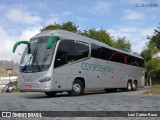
[44,91,57,97]
[132,81,137,91]
[127,81,132,92]
[69,79,84,96]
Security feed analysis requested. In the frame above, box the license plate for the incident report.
[25,85,32,89]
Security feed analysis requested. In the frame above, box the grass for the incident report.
[143,84,160,95]
[151,84,160,95]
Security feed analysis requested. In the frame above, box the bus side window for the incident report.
[75,41,89,60]
[109,52,125,63]
[139,59,145,67]
[54,40,89,68]
[128,56,134,66]
[54,40,69,68]
[91,44,113,60]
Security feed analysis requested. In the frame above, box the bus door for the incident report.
[53,39,90,90]
[53,40,72,90]
[53,64,71,90]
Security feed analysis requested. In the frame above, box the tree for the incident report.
[140,25,160,84]
[62,22,79,33]
[140,49,152,62]
[148,25,160,49]
[140,25,160,61]
[145,58,160,81]
[41,21,132,51]
[41,22,62,31]
[79,28,114,47]
[41,21,78,32]
[113,37,131,52]
[140,27,160,62]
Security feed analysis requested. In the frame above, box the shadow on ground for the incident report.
[18,88,146,99]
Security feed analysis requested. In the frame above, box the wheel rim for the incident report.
[73,84,81,93]
[128,82,131,90]
[133,83,135,89]
[132,82,137,90]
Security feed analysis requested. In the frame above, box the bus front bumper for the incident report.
[18,82,53,92]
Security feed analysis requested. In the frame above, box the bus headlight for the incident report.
[39,77,51,82]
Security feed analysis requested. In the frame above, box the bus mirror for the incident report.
[47,36,60,49]
[12,41,30,53]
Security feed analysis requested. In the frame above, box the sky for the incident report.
[0,0,160,63]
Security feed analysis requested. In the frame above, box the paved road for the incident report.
[0,87,160,120]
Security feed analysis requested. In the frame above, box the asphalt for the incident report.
[0,87,159,120]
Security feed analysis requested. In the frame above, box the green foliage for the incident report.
[113,37,131,52]
[41,21,79,32]
[41,21,132,52]
[0,69,18,76]
[148,26,160,49]
[140,25,160,62]
[146,58,160,81]
[140,25,160,81]
[140,49,152,62]
[140,42,159,62]
[62,22,79,33]
[79,28,114,46]
[41,22,131,50]
[41,23,62,31]
[0,69,6,76]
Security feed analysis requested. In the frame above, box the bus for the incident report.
[13,30,145,96]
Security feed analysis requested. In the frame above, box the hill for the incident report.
[0,60,19,76]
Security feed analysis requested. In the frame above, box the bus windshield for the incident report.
[20,36,56,72]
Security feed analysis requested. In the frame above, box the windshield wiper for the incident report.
[22,56,32,72]
[31,49,41,71]
[31,49,37,67]
[42,54,49,67]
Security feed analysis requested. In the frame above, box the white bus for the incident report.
[13,30,145,96]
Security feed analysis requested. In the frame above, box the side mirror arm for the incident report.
[47,36,60,49]
[12,41,30,53]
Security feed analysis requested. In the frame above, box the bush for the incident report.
[146,58,160,81]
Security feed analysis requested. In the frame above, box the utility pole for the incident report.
[6,69,12,82]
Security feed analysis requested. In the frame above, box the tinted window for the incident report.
[109,52,125,63]
[138,58,145,67]
[127,56,139,66]
[91,44,113,60]
[76,41,89,60]
[54,40,89,68]
[91,43,144,67]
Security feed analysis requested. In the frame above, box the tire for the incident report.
[44,91,57,97]
[69,79,84,96]
[127,81,132,92]
[132,81,137,91]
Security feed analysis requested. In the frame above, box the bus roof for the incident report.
[32,30,144,59]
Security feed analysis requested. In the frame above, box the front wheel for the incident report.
[68,79,84,96]
[44,91,57,97]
